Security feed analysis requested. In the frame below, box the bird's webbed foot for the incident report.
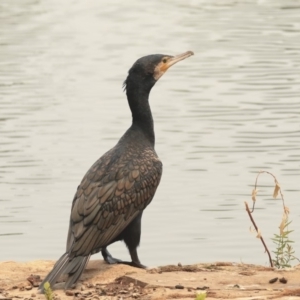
[101,248,122,265]
[101,248,147,269]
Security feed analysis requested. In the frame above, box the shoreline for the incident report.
[1,260,300,300]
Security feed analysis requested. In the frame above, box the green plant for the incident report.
[271,213,299,268]
[43,282,54,300]
[195,293,206,300]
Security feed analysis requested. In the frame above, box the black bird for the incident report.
[39,51,194,292]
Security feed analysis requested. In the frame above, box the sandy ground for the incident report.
[0,260,300,300]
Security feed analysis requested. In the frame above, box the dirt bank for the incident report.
[0,260,300,300]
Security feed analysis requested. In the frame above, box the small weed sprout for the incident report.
[43,282,54,300]
[272,212,299,268]
[244,171,299,268]
[195,293,206,300]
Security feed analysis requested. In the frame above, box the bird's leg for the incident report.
[122,212,147,269]
[102,213,147,268]
[101,247,122,264]
[106,247,146,269]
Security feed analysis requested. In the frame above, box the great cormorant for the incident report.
[39,51,194,292]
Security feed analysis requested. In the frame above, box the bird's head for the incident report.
[124,51,194,92]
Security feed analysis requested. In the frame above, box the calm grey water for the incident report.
[1,0,300,267]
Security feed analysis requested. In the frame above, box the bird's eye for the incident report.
[162,58,167,63]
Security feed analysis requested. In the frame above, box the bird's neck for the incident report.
[126,84,155,146]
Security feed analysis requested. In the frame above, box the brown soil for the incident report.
[0,260,300,300]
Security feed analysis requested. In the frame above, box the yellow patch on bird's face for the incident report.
[153,57,170,80]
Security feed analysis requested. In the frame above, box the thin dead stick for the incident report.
[245,201,273,267]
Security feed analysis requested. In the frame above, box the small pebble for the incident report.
[27,274,41,287]
[279,277,287,284]
[175,284,184,289]
[269,277,278,284]
[25,286,32,290]
[65,290,74,296]
[197,286,209,290]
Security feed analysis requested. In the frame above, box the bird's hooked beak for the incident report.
[165,51,194,70]
[154,51,194,80]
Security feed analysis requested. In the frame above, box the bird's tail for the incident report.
[38,252,91,293]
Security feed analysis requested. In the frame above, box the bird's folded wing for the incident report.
[67,152,162,257]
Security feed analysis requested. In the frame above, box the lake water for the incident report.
[1,0,300,268]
